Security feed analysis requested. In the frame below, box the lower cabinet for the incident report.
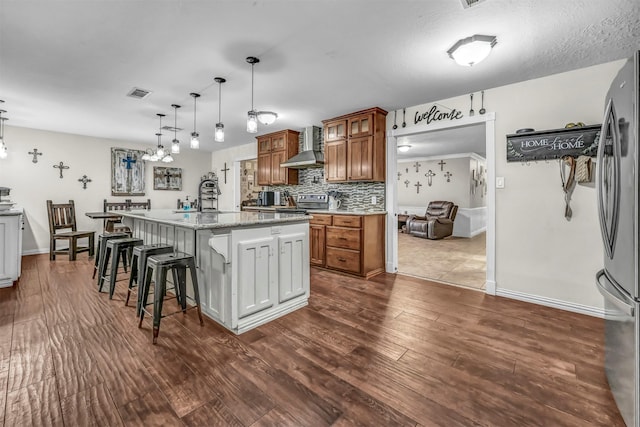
[0,212,23,288]
[311,213,385,278]
[237,236,276,318]
[278,232,309,303]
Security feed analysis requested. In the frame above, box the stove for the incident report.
[296,194,329,211]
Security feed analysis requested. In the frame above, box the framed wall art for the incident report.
[111,148,146,196]
[153,166,182,191]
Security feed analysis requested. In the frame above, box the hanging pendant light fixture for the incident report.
[214,77,226,142]
[190,92,201,149]
[246,56,259,133]
[156,113,166,159]
[0,106,7,160]
[171,104,181,154]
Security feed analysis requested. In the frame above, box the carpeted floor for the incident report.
[397,231,486,290]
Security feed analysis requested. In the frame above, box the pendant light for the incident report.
[246,56,259,133]
[0,107,7,160]
[156,113,166,159]
[190,92,200,149]
[171,104,181,154]
[214,77,226,142]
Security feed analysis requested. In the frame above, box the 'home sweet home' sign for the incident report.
[506,125,601,162]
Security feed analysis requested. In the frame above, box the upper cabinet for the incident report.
[322,107,387,182]
[256,129,300,186]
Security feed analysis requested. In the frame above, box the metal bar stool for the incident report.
[93,232,130,280]
[138,252,204,344]
[125,243,175,316]
[99,237,143,299]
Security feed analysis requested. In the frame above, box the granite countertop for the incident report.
[242,206,387,216]
[118,209,309,230]
[0,207,23,216]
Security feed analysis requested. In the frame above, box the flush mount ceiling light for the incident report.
[397,144,412,153]
[447,34,497,67]
[257,111,278,126]
[171,104,181,154]
[214,77,226,142]
[190,92,201,149]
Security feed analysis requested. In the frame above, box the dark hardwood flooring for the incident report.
[0,254,624,426]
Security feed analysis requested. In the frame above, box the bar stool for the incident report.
[138,252,204,344]
[99,237,143,299]
[125,243,175,316]
[93,232,130,280]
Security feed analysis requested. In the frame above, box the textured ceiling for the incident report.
[0,0,639,153]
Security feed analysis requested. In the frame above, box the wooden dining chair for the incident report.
[47,200,95,261]
[103,199,151,233]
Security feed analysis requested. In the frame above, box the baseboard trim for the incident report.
[22,248,49,256]
[470,226,487,238]
[496,288,605,318]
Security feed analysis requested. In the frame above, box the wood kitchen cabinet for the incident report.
[256,129,299,186]
[310,213,385,278]
[322,107,387,182]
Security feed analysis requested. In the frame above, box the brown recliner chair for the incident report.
[406,201,458,240]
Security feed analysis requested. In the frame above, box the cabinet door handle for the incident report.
[337,257,346,262]
[338,237,347,240]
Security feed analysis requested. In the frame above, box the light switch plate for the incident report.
[496,177,505,188]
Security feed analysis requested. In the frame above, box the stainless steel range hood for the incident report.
[280,126,324,168]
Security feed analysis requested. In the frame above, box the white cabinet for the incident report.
[237,236,276,318]
[278,233,308,303]
[0,211,23,288]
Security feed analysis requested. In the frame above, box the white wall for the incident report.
[392,59,626,311]
[397,155,486,210]
[0,126,211,254]
[209,142,256,211]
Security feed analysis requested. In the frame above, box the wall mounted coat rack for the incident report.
[506,124,601,163]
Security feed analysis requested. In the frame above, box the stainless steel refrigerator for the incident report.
[596,51,640,427]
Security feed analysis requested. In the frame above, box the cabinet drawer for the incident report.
[326,247,360,274]
[310,214,332,225]
[332,215,362,228]
[326,227,360,250]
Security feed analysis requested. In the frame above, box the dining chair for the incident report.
[46,200,95,261]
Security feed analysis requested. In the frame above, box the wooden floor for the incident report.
[0,254,624,426]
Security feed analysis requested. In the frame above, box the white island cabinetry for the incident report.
[0,209,23,288]
[122,210,310,334]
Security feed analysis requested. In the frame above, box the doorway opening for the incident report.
[385,113,496,294]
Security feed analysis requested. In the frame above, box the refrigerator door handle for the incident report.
[596,270,635,316]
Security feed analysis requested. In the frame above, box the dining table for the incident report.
[85,211,124,233]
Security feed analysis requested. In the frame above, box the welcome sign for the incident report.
[506,125,601,162]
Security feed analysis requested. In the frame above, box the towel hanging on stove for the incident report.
[560,155,576,220]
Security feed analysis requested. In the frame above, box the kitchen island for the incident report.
[119,209,310,334]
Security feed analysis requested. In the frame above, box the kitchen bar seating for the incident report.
[139,251,204,344]
[98,236,143,298]
[125,243,175,316]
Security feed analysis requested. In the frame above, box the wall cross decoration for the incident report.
[404,179,410,188]
[438,160,446,171]
[122,153,137,169]
[397,171,402,181]
[425,169,436,186]
[221,162,230,184]
[53,161,69,178]
[78,175,92,189]
[413,162,421,173]
[444,171,453,182]
[28,148,43,163]
[415,181,422,193]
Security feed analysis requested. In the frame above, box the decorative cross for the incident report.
[444,171,453,182]
[397,171,402,181]
[438,160,446,171]
[415,181,422,194]
[53,161,69,178]
[221,162,230,184]
[425,170,436,186]
[164,169,173,186]
[413,162,421,173]
[122,153,137,169]
[404,179,410,188]
[78,175,92,189]
[28,148,43,163]
[405,167,409,173]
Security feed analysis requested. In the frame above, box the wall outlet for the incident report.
[371,196,377,204]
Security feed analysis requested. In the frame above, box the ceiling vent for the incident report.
[460,0,486,8]
[126,87,152,99]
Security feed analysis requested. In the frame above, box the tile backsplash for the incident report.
[269,167,385,210]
